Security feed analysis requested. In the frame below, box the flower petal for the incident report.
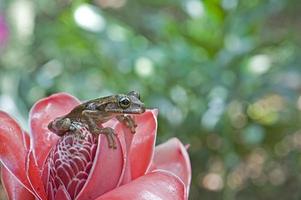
[151,138,191,195]
[1,167,35,200]
[95,170,186,200]
[76,128,125,200]
[55,186,72,200]
[23,131,31,151]
[0,111,33,193]
[26,150,48,200]
[121,109,157,184]
[152,138,191,195]
[29,93,80,169]
[112,120,133,185]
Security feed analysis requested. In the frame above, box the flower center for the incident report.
[43,129,98,200]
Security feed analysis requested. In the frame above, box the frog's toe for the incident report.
[117,115,138,134]
[99,127,117,149]
[107,132,117,149]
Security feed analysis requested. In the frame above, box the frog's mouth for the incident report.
[105,104,145,114]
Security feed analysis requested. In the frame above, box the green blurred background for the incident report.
[0,0,301,199]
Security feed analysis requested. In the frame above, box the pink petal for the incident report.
[23,131,31,151]
[95,170,186,200]
[151,138,191,195]
[113,121,133,185]
[29,93,80,169]
[120,109,158,184]
[76,126,126,200]
[0,111,33,193]
[1,167,35,200]
[55,186,72,200]
[26,150,48,200]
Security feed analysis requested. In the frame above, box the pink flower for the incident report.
[0,93,191,200]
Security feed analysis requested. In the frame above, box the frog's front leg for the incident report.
[82,110,117,149]
[99,127,117,149]
[116,115,137,134]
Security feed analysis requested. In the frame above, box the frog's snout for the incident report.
[140,105,146,113]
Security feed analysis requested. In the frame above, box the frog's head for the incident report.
[105,91,146,114]
[48,117,72,135]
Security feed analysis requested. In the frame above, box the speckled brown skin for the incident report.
[48,91,145,148]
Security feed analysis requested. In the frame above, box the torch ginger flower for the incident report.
[0,93,191,200]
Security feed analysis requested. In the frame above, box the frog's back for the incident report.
[65,103,86,119]
[64,96,113,119]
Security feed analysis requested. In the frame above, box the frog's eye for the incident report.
[119,96,131,109]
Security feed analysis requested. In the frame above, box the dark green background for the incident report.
[0,0,301,199]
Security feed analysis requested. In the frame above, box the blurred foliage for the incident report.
[0,0,301,199]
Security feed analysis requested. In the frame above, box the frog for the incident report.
[48,91,145,149]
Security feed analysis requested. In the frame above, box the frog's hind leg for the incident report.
[116,115,137,134]
[69,122,88,139]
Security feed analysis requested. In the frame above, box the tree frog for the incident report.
[48,91,145,148]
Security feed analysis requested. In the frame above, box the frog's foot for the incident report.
[89,126,116,149]
[98,127,117,149]
[116,115,137,134]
